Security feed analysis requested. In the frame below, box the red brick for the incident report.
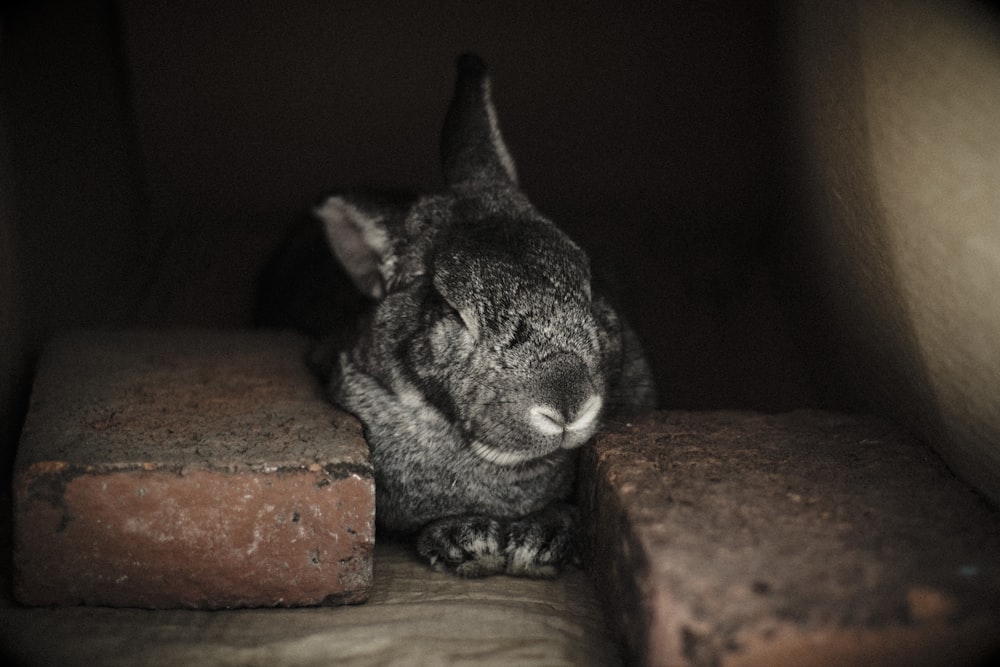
[13,330,374,609]
[579,411,1000,667]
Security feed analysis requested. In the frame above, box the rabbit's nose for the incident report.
[528,351,603,443]
[528,395,603,437]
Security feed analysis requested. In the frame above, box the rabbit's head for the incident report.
[315,54,629,467]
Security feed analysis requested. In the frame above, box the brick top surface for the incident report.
[582,410,1000,666]
[15,329,368,473]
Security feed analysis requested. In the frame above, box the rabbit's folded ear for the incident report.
[313,194,399,300]
[440,53,518,188]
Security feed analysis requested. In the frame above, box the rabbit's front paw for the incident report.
[504,502,580,579]
[416,515,507,578]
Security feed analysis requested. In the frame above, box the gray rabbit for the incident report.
[259,53,656,577]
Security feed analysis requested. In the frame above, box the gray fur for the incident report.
[302,53,656,577]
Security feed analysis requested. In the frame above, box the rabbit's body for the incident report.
[260,54,656,577]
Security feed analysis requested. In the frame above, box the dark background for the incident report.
[1,0,819,481]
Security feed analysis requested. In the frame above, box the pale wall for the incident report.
[783,0,1000,502]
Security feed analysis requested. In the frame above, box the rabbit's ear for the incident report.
[441,53,518,188]
[313,194,398,300]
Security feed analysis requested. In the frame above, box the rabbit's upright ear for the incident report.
[313,194,404,300]
[441,53,518,188]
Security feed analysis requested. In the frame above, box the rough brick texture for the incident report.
[13,330,374,609]
[580,411,1000,667]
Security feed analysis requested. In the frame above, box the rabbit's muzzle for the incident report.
[526,351,603,447]
[469,351,604,467]
[527,394,602,444]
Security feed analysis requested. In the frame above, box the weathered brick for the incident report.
[13,330,374,609]
[580,411,1000,667]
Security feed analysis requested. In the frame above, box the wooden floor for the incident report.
[1,537,620,667]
